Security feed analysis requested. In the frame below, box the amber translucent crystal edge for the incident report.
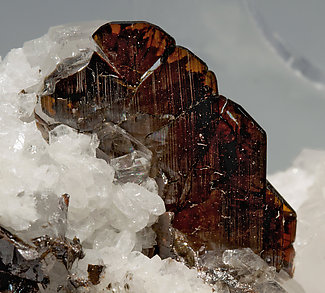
[264,180,297,276]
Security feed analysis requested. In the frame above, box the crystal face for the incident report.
[33,21,297,279]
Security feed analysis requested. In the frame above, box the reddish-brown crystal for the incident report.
[92,22,175,85]
[35,21,296,275]
[263,182,296,275]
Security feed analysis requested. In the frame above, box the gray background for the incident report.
[1,0,324,174]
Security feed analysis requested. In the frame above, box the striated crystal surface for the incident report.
[35,21,296,277]
[0,21,299,292]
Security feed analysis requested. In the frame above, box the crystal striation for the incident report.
[0,21,298,292]
[35,21,296,276]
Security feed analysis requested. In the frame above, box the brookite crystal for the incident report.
[0,21,297,292]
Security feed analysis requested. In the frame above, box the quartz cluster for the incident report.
[0,21,300,292]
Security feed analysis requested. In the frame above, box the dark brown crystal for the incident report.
[35,21,297,278]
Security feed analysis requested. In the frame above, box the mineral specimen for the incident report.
[0,21,298,292]
[35,21,296,275]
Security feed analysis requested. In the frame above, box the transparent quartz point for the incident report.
[42,49,94,96]
[96,122,152,184]
[110,150,151,184]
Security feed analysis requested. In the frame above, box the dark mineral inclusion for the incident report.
[2,21,296,290]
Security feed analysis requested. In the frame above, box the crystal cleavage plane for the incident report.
[31,21,296,288]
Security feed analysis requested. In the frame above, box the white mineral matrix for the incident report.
[0,21,321,293]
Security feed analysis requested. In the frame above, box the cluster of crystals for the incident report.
[199,248,304,293]
[0,21,301,292]
[0,22,212,292]
[35,21,297,278]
